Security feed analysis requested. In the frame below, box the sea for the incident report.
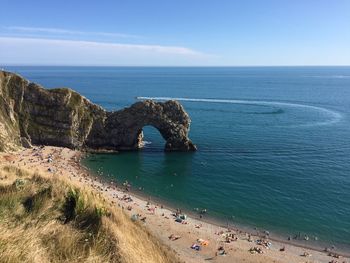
[4,66,350,252]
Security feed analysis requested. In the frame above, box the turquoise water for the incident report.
[5,66,350,251]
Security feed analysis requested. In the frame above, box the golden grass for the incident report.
[0,166,180,263]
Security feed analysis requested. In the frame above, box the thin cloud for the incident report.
[0,37,203,56]
[0,37,212,66]
[3,26,140,39]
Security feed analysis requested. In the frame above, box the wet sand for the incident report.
[1,146,349,263]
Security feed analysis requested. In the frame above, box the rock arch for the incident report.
[97,100,197,151]
[0,71,196,152]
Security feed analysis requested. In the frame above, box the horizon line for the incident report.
[2,64,350,68]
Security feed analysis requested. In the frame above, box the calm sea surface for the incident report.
[5,66,350,251]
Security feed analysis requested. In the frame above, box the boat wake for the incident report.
[136,97,342,127]
[310,75,350,79]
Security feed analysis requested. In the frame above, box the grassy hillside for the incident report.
[0,166,179,263]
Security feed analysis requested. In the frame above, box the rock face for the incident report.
[0,71,196,152]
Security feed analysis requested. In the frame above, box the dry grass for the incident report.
[0,166,180,263]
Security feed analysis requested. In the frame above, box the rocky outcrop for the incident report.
[0,71,196,152]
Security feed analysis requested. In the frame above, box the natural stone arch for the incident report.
[101,100,197,151]
[0,71,196,152]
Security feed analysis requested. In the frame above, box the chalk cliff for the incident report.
[0,71,196,152]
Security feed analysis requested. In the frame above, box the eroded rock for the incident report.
[0,71,196,152]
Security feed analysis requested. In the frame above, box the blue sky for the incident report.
[0,0,349,66]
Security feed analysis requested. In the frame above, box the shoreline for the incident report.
[2,146,349,263]
[82,154,350,257]
[85,161,350,257]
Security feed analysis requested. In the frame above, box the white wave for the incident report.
[136,96,342,127]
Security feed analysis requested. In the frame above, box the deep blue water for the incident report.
[4,66,350,251]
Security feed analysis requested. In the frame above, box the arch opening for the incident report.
[138,125,166,151]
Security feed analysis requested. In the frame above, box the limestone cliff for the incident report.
[0,71,196,152]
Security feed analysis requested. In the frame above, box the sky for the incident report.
[0,0,349,66]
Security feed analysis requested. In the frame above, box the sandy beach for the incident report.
[1,146,348,263]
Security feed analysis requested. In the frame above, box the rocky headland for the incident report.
[0,70,196,152]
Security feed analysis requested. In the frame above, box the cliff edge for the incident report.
[0,71,196,152]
